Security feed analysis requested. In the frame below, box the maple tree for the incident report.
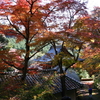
[0,0,90,97]
[0,0,53,79]
[91,7,100,20]
[0,0,88,80]
[36,0,88,96]
[73,47,100,75]
[72,7,100,76]
[74,16,100,46]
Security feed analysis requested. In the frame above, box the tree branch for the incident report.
[29,43,50,59]
[6,16,26,39]
[2,59,23,70]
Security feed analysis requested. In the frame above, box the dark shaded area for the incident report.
[77,88,100,100]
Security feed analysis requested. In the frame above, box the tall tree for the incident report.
[73,8,100,76]
[0,0,88,96]
[0,0,52,80]
[37,0,88,96]
[0,0,87,80]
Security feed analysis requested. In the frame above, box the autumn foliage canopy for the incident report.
[0,0,100,79]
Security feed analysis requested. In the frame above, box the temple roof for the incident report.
[0,72,83,94]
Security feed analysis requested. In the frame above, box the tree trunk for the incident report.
[58,58,66,97]
[60,74,66,97]
[21,57,29,80]
[21,37,30,80]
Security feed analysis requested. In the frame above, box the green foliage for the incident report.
[41,45,51,53]
[18,84,54,100]
[80,53,100,75]
[0,74,56,100]
[6,37,25,50]
[18,75,55,100]
[76,69,90,79]
[52,52,75,67]
[0,34,8,50]
[6,67,15,72]
[0,76,21,99]
[62,57,75,67]
[6,37,51,54]
[94,74,100,90]
[0,35,8,44]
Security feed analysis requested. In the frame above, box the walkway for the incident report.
[77,88,100,100]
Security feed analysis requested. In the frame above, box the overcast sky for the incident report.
[87,0,100,11]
